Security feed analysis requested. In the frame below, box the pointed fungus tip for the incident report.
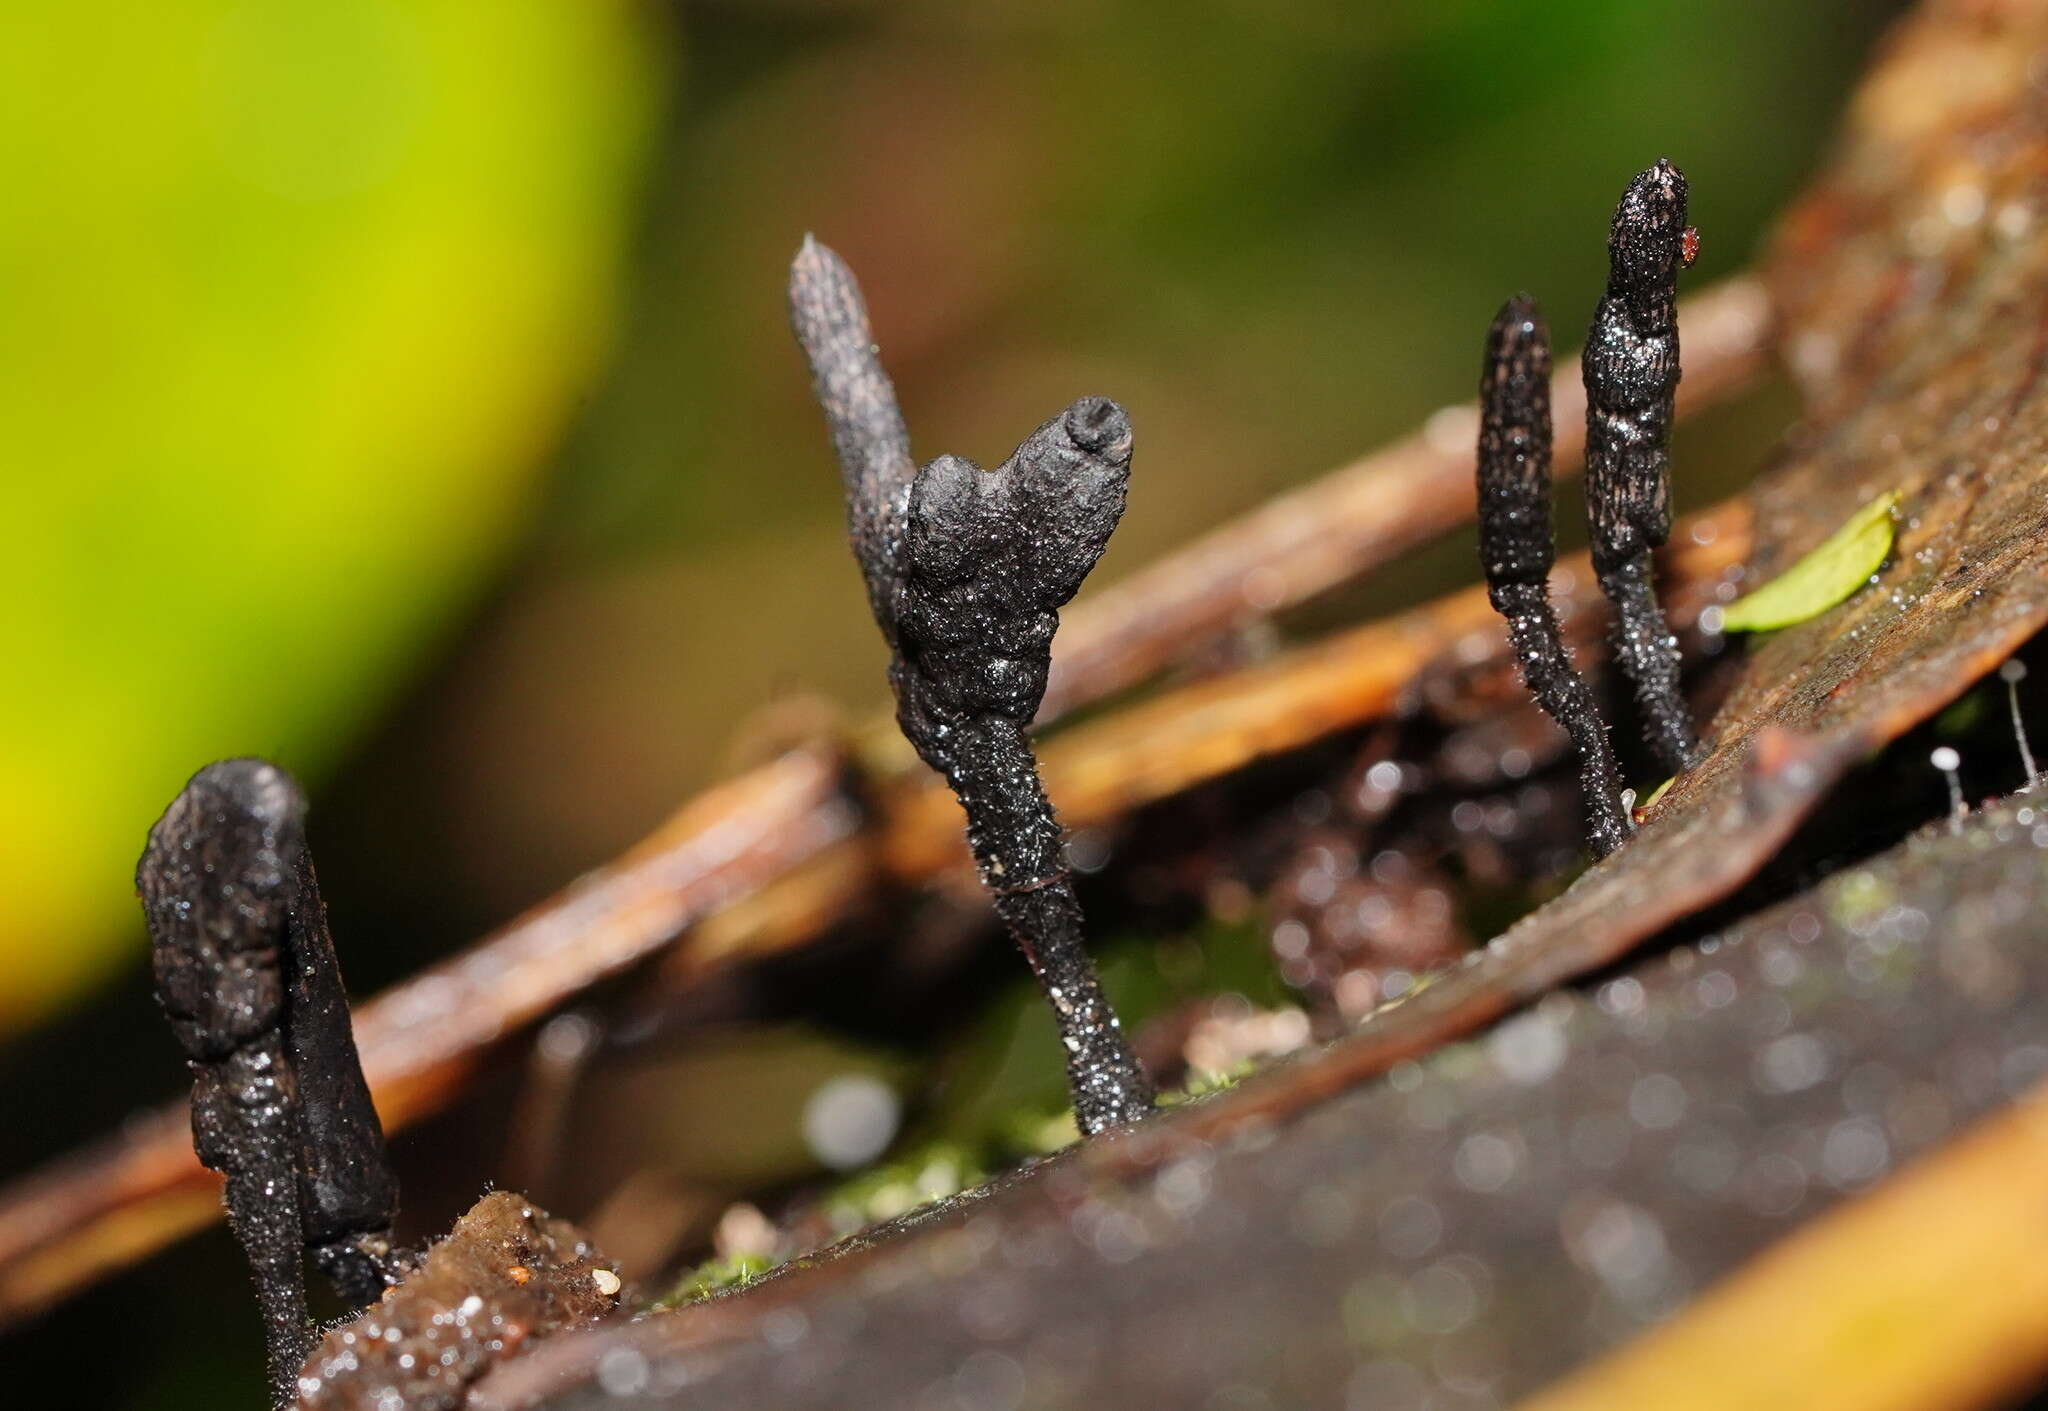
[1491,293,1546,342]
[1627,157,1687,205]
[788,232,840,299]
[792,231,845,275]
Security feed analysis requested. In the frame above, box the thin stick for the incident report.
[0,308,1773,1322]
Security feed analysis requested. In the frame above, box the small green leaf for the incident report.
[1720,491,1901,633]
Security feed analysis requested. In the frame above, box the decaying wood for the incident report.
[454,1,2048,1404]
[469,786,2048,1409]
[0,309,1768,1327]
[297,1191,620,1411]
[1671,0,2048,799]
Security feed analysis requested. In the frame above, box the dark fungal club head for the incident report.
[141,760,300,1064]
[1583,158,1690,570]
[1582,158,1702,775]
[788,237,1154,1134]
[1476,294,1556,590]
[1475,298,1632,858]
[140,758,408,1408]
[895,397,1132,744]
[1605,158,1691,312]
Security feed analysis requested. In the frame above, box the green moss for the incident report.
[652,1252,777,1309]
[819,1140,994,1235]
[1159,1062,1255,1105]
[1827,869,1896,932]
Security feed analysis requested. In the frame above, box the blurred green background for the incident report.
[0,0,661,1026]
[1,1,1904,1403]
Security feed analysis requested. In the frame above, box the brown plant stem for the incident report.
[0,296,1769,1321]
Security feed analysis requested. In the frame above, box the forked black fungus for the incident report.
[139,759,408,1408]
[1582,158,1702,773]
[1477,297,1632,857]
[788,236,1155,1134]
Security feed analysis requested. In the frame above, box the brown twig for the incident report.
[0,280,1769,1325]
[1039,275,1769,719]
[701,500,1748,966]
[0,751,853,1324]
[0,502,1749,1327]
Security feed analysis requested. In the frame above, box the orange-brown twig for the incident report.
[1040,276,1769,719]
[0,284,1770,1326]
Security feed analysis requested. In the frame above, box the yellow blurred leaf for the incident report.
[0,0,664,1029]
[1518,1082,2048,1411]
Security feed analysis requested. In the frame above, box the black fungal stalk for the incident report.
[1478,297,1633,857]
[788,236,1155,1134]
[1583,158,1702,773]
[140,759,408,1408]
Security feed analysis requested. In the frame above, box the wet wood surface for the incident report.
[435,1,2048,1403]
[8,16,2047,1411]
[474,791,2048,1409]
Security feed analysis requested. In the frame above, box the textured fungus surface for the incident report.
[789,237,1154,1133]
[1477,295,1631,857]
[465,2,2048,1403]
[139,759,406,1404]
[1582,158,1700,774]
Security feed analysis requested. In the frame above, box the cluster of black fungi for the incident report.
[136,161,1699,1408]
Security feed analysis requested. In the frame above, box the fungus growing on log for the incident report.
[1583,158,1702,773]
[139,759,409,1407]
[1477,296,1632,856]
[788,237,1155,1134]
